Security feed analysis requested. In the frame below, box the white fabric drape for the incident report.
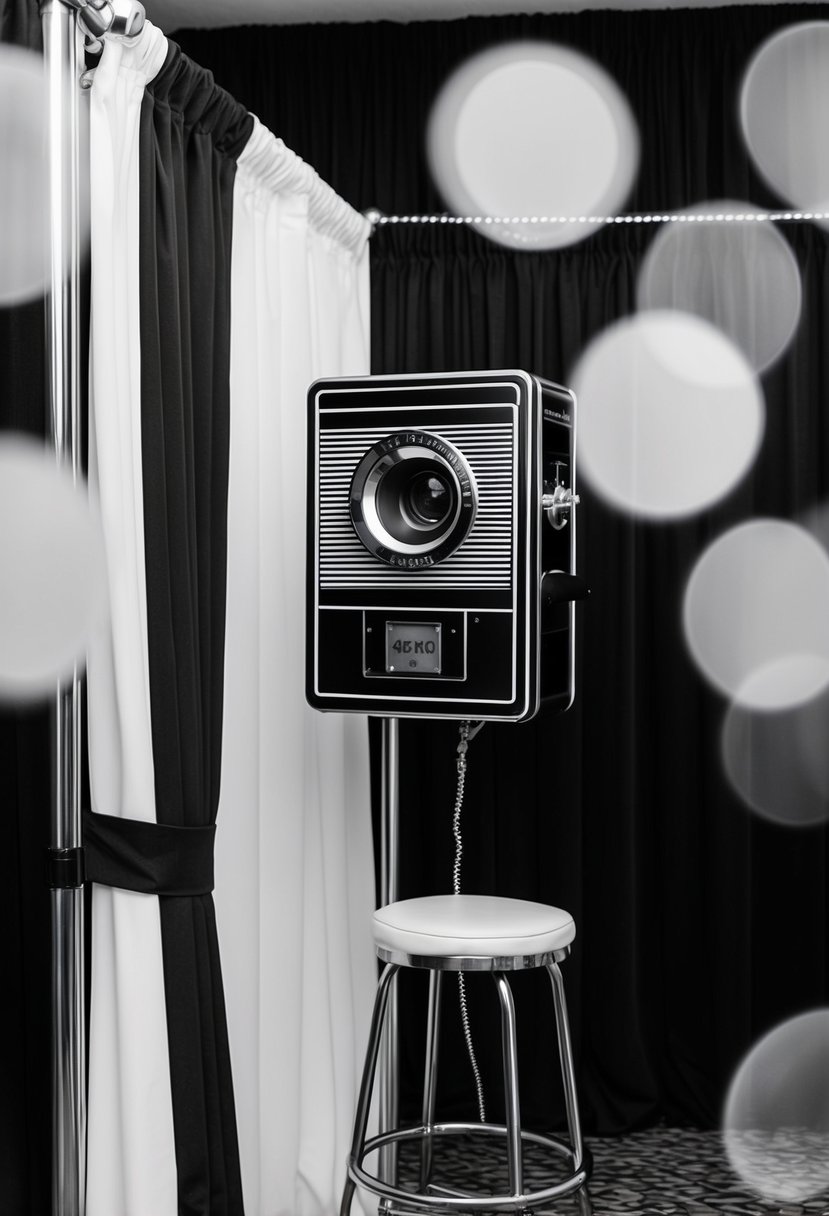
[86,22,179,1216]
[218,116,376,1216]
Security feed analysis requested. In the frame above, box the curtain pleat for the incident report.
[86,24,179,1216]
[173,5,827,221]
[137,40,252,1215]
[217,113,374,1216]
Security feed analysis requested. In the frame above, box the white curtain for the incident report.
[86,21,179,1216]
[217,116,376,1216]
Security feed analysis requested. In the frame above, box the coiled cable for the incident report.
[453,720,487,1124]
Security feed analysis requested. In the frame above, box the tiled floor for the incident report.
[390,1125,829,1215]
[581,1127,829,1215]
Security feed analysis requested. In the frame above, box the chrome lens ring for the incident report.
[350,431,478,568]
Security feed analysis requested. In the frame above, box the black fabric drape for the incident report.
[137,42,252,1215]
[368,218,829,1134]
[1,7,50,1214]
[0,0,41,50]
[174,4,825,221]
[176,4,829,1137]
[0,700,51,1216]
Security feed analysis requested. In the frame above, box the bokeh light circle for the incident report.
[637,201,802,373]
[570,311,764,519]
[740,22,829,220]
[723,1009,829,1202]
[426,40,639,249]
[0,45,49,305]
[722,664,829,827]
[0,435,108,702]
[683,520,829,710]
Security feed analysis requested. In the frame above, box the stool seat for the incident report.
[374,894,576,965]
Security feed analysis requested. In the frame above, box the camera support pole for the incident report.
[378,716,400,1185]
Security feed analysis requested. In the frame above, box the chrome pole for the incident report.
[378,716,400,1185]
[40,3,87,1214]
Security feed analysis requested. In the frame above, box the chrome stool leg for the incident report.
[547,962,584,1173]
[493,973,524,1199]
[420,969,443,1192]
[341,963,400,1216]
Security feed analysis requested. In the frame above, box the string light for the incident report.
[364,209,829,228]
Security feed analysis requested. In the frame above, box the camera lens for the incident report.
[403,472,452,528]
[349,430,478,566]
[378,461,457,538]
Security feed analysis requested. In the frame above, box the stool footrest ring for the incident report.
[348,1121,589,1213]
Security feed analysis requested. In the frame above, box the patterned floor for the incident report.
[388,1125,829,1215]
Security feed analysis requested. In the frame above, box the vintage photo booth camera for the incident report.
[306,370,585,722]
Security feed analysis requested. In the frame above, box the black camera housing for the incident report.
[306,370,581,722]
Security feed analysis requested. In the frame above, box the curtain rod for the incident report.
[364,207,829,231]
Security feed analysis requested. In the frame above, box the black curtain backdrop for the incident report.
[0,5,51,1214]
[176,3,829,1137]
[0,0,39,47]
[137,42,252,1215]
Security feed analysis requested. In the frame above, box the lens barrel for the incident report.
[349,431,478,567]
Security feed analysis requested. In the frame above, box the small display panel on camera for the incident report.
[385,621,442,674]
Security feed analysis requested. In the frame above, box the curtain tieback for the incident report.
[83,809,216,896]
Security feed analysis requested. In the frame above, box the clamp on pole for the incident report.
[55,0,146,58]
[46,847,86,890]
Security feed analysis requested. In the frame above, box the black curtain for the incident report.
[177,3,829,1137]
[0,3,51,1213]
[136,42,252,1215]
[0,0,39,47]
[367,216,829,1136]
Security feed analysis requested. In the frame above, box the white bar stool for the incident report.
[341,893,589,1214]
